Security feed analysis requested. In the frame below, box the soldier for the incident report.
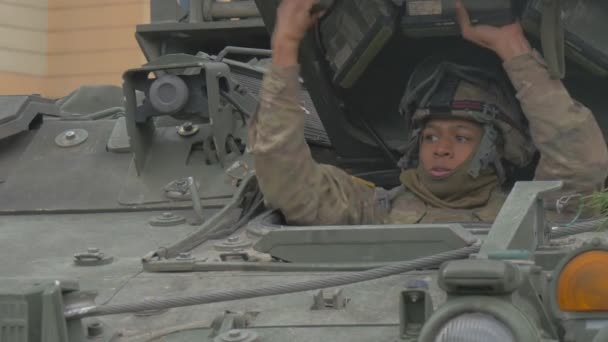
[248,0,608,225]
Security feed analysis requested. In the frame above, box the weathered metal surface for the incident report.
[479,181,562,256]
[254,224,478,263]
[135,19,268,62]
[0,131,35,184]
[2,1,608,341]
[0,211,445,341]
[116,125,240,206]
[0,120,132,212]
[107,117,131,153]
[0,95,57,140]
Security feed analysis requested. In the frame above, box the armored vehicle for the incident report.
[1,1,608,341]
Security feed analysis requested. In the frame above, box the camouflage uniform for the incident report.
[248,51,608,225]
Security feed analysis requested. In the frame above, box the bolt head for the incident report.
[87,248,100,254]
[227,236,239,243]
[178,252,191,259]
[65,130,76,140]
[162,212,173,218]
[86,320,104,337]
[228,330,242,338]
[182,122,193,131]
[177,122,199,137]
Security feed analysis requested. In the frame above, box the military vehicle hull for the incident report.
[1,1,608,341]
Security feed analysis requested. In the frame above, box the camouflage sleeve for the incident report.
[504,51,608,207]
[248,65,385,225]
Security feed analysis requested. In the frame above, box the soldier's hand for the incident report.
[274,0,323,47]
[455,0,531,62]
[272,0,324,66]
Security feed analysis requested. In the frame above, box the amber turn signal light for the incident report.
[557,250,608,311]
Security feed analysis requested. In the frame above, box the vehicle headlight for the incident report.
[434,313,516,342]
[418,296,541,342]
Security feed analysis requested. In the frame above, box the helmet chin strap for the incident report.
[397,128,421,170]
[467,124,505,183]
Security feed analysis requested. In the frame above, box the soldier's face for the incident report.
[418,118,483,178]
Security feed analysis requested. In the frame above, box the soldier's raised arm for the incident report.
[248,0,384,225]
[455,0,608,211]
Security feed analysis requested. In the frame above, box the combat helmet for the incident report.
[398,57,536,182]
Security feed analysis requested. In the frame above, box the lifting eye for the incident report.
[556,250,608,312]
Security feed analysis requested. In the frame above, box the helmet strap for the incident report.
[397,128,421,169]
[467,124,505,183]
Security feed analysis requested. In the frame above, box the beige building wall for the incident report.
[0,0,149,98]
[0,0,49,95]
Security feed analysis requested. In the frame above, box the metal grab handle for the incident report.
[216,46,272,62]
